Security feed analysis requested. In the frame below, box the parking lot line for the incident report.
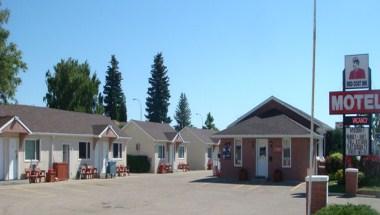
[290,182,304,192]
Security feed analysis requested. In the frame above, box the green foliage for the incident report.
[103,55,127,121]
[44,58,101,113]
[359,157,380,187]
[326,152,343,174]
[315,204,379,215]
[203,112,218,131]
[335,169,344,185]
[174,93,191,131]
[145,52,171,123]
[325,129,343,155]
[127,155,150,173]
[0,4,27,103]
[358,171,365,187]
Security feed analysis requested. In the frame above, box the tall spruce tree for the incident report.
[145,53,171,123]
[204,112,218,131]
[174,93,191,131]
[103,55,127,122]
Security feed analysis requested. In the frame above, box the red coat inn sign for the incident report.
[329,54,375,156]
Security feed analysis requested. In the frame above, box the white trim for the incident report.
[282,137,292,168]
[345,168,358,173]
[98,125,119,139]
[157,143,165,159]
[112,143,123,159]
[233,138,243,167]
[0,116,32,134]
[172,132,189,144]
[305,175,329,182]
[78,142,91,160]
[213,134,323,139]
[177,144,185,159]
[24,138,40,162]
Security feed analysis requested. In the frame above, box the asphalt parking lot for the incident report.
[0,171,378,215]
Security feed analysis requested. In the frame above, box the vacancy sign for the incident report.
[329,90,380,114]
[345,54,369,89]
[346,127,369,156]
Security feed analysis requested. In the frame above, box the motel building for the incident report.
[0,104,130,181]
[213,97,332,181]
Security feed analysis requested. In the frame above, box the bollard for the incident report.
[345,168,358,197]
[306,175,329,214]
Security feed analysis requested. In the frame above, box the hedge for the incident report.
[127,155,151,173]
[315,204,379,215]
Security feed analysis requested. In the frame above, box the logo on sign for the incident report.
[345,54,369,89]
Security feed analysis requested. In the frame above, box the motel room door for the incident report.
[8,138,18,180]
[256,139,268,178]
[0,138,4,180]
[63,144,70,178]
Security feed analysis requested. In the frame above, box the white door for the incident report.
[102,144,108,174]
[8,138,18,180]
[0,138,4,180]
[256,139,268,178]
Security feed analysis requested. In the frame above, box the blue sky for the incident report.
[3,0,380,129]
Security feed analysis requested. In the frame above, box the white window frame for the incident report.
[78,142,91,160]
[24,139,40,162]
[234,138,243,167]
[178,145,185,159]
[207,147,212,159]
[113,143,123,159]
[282,138,292,168]
[158,144,165,159]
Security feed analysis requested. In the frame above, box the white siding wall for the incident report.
[122,123,155,173]
[180,129,206,170]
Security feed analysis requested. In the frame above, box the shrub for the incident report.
[326,152,343,174]
[315,204,380,215]
[358,171,365,187]
[335,169,344,185]
[127,155,151,173]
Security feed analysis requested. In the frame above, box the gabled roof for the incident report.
[228,96,332,132]
[0,115,32,134]
[0,104,129,138]
[215,96,331,138]
[215,115,313,137]
[181,127,218,144]
[127,120,177,142]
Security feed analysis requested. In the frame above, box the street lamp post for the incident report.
[132,98,142,121]
[195,113,203,129]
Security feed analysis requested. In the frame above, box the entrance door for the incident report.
[8,138,18,180]
[63,144,70,178]
[0,138,4,180]
[256,139,268,178]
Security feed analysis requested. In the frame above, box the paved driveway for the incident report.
[0,171,378,215]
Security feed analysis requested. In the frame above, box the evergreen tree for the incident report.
[0,4,27,103]
[94,93,105,114]
[44,58,101,113]
[204,112,218,131]
[145,53,171,123]
[174,93,191,131]
[103,55,127,122]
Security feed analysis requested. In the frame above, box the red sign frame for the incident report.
[329,90,380,114]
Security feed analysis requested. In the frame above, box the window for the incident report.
[25,139,40,161]
[282,138,291,168]
[158,144,165,159]
[207,147,212,159]
[113,143,123,159]
[234,139,242,167]
[136,143,140,152]
[79,142,90,159]
[178,145,185,159]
